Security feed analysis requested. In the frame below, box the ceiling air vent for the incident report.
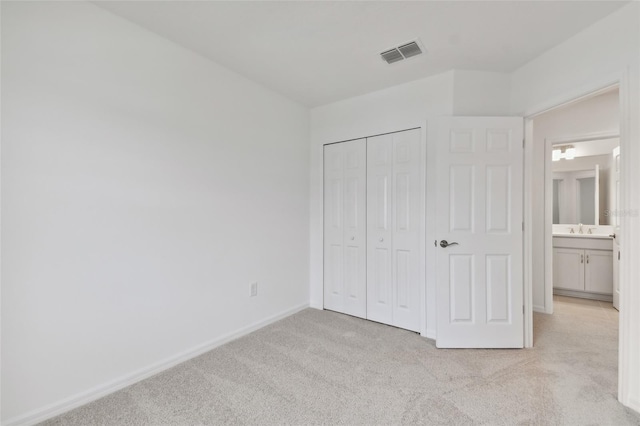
[398,41,422,59]
[380,40,424,64]
[380,48,404,64]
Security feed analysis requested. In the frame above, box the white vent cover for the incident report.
[380,40,424,64]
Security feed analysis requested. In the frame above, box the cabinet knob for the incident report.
[379,237,384,242]
[350,236,355,241]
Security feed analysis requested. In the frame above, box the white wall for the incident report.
[452,70,511,116]
[1,2,310,423]
[551,154,611,173]
[531,90,619,312]
[511,1,640,412]
[309,71,454,338]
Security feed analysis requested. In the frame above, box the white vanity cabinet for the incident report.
[553,236,613,301]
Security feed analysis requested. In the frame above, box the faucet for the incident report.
[578,223,583,234]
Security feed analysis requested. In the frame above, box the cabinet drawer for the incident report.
[553,236,613,251]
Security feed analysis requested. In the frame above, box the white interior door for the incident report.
[612,146,620,310]
[366,129,422,332]
[323,139,367,318]
[594,165,600,225]
[613,237,620,310]
[436,117,524,348]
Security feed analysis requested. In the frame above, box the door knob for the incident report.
[440,240,459,248]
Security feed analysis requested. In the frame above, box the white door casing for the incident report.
[436,117,524,348]
[323,139,367,318]
[367,129,422,332]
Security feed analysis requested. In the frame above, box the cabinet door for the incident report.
[585,249,613,295]
[323,139,367,318]
[553,248,584,291]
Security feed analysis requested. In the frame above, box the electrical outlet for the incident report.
[250,282,258,297]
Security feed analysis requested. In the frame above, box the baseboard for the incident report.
[553,289,613,302]
[627,396,640,415]
[309,302,323,310]
[3,303,309,426]
[533,304,549,314]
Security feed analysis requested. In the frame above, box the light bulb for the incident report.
[565,147,576,160]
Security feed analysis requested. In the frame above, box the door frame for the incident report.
[543,130,619,315]
[522,69,633,407]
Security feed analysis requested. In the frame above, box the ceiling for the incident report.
[95,1,628,107]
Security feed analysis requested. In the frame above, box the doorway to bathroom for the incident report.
[533,86,620,315]
[527,84,622,400]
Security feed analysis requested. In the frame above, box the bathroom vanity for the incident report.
[553,231,613,301]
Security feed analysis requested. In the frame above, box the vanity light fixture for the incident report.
[552,145,576,161]
[565,146,576,160]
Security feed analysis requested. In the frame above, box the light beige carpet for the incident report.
[42,296,640,425]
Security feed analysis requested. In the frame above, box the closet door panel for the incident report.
[367,134,393,324]
[324,139,367,318]
[342,140,367,318]
[323,144,345,313]
[391,129,422,331]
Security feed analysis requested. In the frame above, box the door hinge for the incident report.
[523,305,525,314]
[522,222,524,232]
[523,139,525,148]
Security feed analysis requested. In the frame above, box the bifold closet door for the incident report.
[367,129,422,332]
[323,139,367,318]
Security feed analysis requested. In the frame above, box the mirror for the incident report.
[551,138,619,226]
[576,175,596,224]
[552,167,598,225]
